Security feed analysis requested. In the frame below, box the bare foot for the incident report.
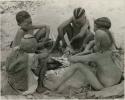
[36,86,48,93]
[26,94,34,99]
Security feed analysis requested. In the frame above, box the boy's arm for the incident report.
[12,29,25,48]
[79,34,95,52]
[69,52,97,63]
[109,31,118,49]
[44,25,50,41]
[50,17,73,52]
[58,17,73,46]
[84,40,95,51]
[74,50,92,56]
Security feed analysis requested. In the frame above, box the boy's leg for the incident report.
[50,34,62,52]
[55,63,103,91]
[77,63,104,90]
[36,58,48,93]
[50,29,65,52]
[55,64,78,91]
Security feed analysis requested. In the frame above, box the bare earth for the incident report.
[0,0,125,99]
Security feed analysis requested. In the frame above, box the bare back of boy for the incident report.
[69,30,122,88]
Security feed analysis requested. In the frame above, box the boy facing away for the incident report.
[5,34,49,95]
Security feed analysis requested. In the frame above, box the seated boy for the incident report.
[54,17,122,92]
[5,34,49,95]
[50,7,94,54]
[11,10,51,50]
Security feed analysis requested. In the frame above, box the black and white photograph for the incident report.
[0,0,124,99]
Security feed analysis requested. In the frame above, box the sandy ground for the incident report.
[0,0,125,99]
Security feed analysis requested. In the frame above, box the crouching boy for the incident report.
[6,34,48,95]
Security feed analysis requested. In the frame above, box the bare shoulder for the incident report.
[14,28,25,38]
[59,17,73,28]
[80,18,90,31]
[95,29,108,39]
[95,29,106,35]
[16,29,25,37]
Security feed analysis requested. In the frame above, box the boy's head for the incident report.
[73,7,86,26]
[20,34,37,53]
[16,11,32,31]
[94,17,111,31]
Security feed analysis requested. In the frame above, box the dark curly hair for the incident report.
[73,7,85,19]
[94,17,111,29]
[16,10,31,25]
